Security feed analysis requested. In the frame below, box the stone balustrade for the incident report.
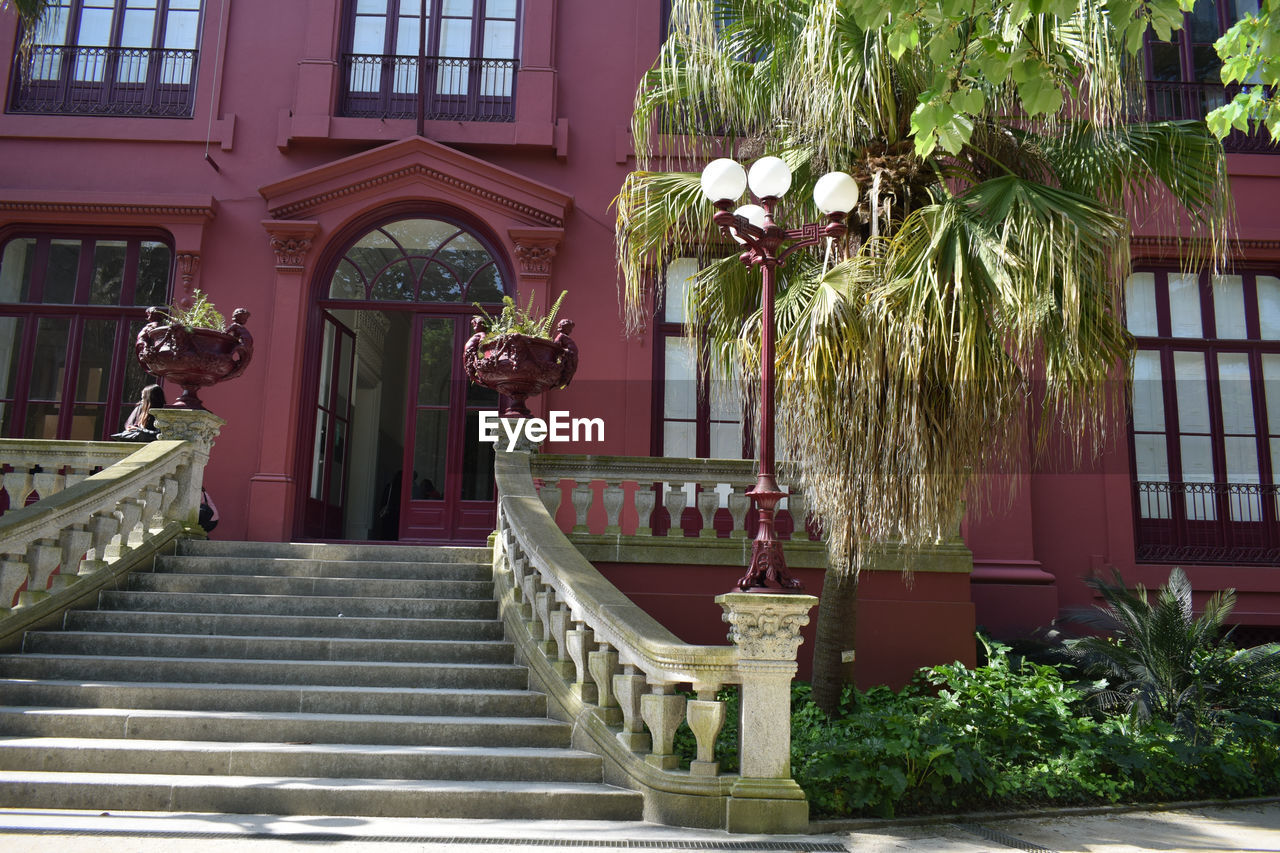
[529,454,818,541]
[0,409,223,635]
[0,442,138,511]
[494,447,817,833]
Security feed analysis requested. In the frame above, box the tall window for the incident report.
[0,231,172,440]
[1144,0,1263,127]
[1126,268,1280,564]
[8,0,203,117]
[339,0,520,122]
[656,258,747,459]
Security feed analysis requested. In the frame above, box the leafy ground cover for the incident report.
[677,570,1279,818]
[791,640,1279,818]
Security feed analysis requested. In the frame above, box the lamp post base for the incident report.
[737,538,805,592]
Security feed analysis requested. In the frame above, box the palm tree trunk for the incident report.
[810,544,859,716]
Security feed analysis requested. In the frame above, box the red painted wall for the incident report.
[1,1,1277,685]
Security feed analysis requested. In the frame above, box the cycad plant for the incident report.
[1064,568,1280,738]
[615,0,1233,711]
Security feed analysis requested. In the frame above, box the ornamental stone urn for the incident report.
[462,318,578,418]
[135,306,254,412]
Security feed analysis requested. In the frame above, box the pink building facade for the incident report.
[1,1,1276,684]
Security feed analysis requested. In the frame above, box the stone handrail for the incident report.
[1,442,138,509]
[530,454,817,540]
[494,448,817,832]
[0,409,223,637]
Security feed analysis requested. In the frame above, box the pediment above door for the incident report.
[259,136,573,229]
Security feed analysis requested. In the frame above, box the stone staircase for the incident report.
[0,539,643,820]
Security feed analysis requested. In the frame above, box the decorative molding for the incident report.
[261,220,320,271]
[509,227,564,280]
[1130,235,1280,260]
[267,164,566,227]
[514,242,557,277]
[269,235,313,269]
[175,252,200,303]
[0,195,214,221]
[717,593,816,662]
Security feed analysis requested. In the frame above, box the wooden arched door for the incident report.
[302,214,506,542]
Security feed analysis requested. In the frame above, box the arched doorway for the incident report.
[302,213,507,542]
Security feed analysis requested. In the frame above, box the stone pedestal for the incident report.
[151,408,225,537]
[716,591,818,833]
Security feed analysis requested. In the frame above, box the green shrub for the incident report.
[788,637,1280,818]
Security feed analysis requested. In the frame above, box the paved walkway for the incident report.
[0,802,1276,852]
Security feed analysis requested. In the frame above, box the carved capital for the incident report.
[175,252,200,305]
[261,220,320,272]
[150,408,226,456]
[716,592,818,662]
[508,227,564,280]
[514,242,557,277]
[269,235,312,269]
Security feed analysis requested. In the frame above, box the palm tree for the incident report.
[1064,568,1280,737]
[615,0,1233,712]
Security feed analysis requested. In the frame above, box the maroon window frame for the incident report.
[0,228,173,441]
[1126,267,1280,565]
[337,0,521,122]
[651,261,751,460]
[7,0,203,118]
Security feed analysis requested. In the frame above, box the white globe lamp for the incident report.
[700,158,748,203]
[747,156,792,199]
[813,171,859,215]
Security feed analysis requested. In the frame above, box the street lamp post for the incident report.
[700,157,859,592]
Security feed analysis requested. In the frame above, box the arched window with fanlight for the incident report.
[305,213,510,543]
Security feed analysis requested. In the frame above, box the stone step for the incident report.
[127,572,495,601]
[155,555,491,582]
[0,680,546,717]
[0,654,529,690]
[0,738,604,783]
[177,540,491,564]
[0,707,573,749]
[97,590,498,620]
[0,771,644,821]
[22,631,516,665]
[63,609,504,641]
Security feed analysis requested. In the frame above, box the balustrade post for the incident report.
[634,483,657,536]
[149,409,225,535]
[728,486,749,539]
[613,664,651,752]
[687,686,726,776]
[547,602,573,678]
[569,481,592,534]
[697,483,719,538]
[537,477,563,519]
[663,483,687,537]
[19,539,61,604]
[2,469,33,507]
[588,641,621,724]
[640,683,686,770]
[787,491,808,540]
[717,591,818,833]
[58,525,92,577]
[565,621,597,703]
[601,479,625,535]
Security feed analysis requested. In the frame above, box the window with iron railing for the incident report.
[1126,269,1280,565]
[1142,0,1275,153]
[7,0,202,118]
[338,0,519,123]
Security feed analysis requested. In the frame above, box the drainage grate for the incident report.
[953,823,1058,853]
[3,827,848,851]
